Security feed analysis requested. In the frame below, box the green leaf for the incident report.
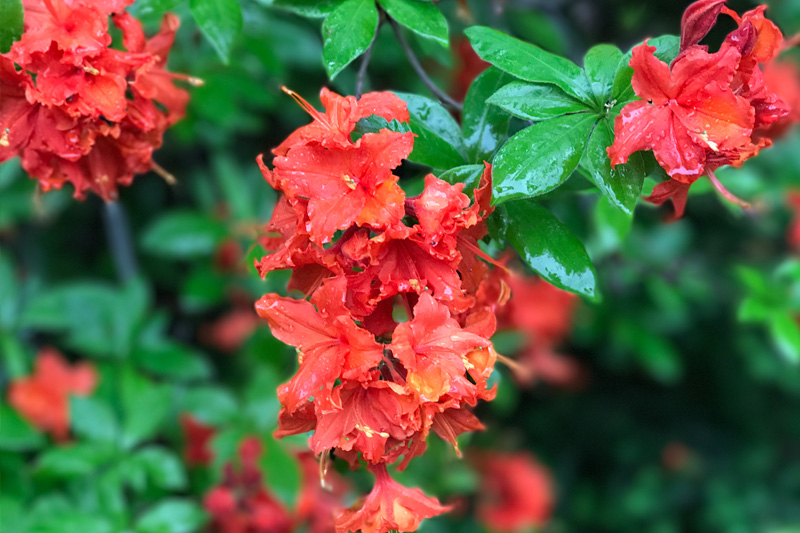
[439,164,485,197]
[71,396,120,444]
[121,369,171,449]
[649,34,681,64]
[135,446,188,491]
[580,118,645,214]
[260,436,301,507]
[189,0,242,64]
[36,443,117,478]
[395,92,467,169]
[378,0,448,47]
[136,499,207,533]
[497,201,599,299]
[321,0,378,79]
[492,113,596,204]
[464,26,591,101]
[770,312,800,363]
[180,386,238,425]
[264,0,341,17]
[487,81,590,121]
[141,211,226,259]
[583,44,624,105]
[462,67,513,164]
[133,340,212,382]
[0,402,45,451]
[0,0,23,53]
[28,512,114,533]
[242,367,281,432]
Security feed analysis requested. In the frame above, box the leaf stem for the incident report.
[388,16,463,111]
[103,200,139,282]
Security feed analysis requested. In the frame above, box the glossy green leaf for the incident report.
[141,211,226,259]
[136,499,207,533]
[0,402,45,451]
[265,0,341,17]
[580,118,645,214]
[770,312,800,363]
[464,26,591,102]
[583,44,624,105]
[439,164,485,197]
[498,201,599,299]
[378,0,448,47]
[71,396,119,444]
[189,0,243,64]
[27,512,114,533]
[492,113,596,204]
[321,0,378,79]
[462,67,513,163]
[395,92,467,169]
[0,0,23,53]
[487,81,590,121]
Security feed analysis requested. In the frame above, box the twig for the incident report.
[103,200,139,282]
[388,16,463,111]
[356,18,382,98]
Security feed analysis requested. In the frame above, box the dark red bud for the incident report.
[680,0,727,51]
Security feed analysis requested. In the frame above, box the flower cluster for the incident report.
[254,88,506,532]
[8,347,97,441]
[0,0,194,201]
[608,0,798,218]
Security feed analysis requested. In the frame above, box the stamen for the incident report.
[0,128,9,147]
[706,170,751,209]
[341,174,357,190]
[281,86,332,128]
[82,64,100,75]
[319,450,334,492]
[457,236,509,273]
[152,162,177,185]
[160,71,205,86]
[496,353,524,373]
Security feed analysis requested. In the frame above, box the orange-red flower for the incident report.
[7,347,97,440]
[0,0,192,200]
[335,464,449,533]
[476,452,554,533]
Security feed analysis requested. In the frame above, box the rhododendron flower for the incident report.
[204,437,293,533]
[335,464,450,533]
[7,347,97,440]
[0,0,193,200]
[255,90,504,532]
[180,414,216,467]
[476,452,554,533]
[609,0,794,218]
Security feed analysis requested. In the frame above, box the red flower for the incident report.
[202,307,260,354]
[7,347,97,440]
[476,453,554,533]
[296,451,350,533]
[204,437,293,533]
[608,41,753,181]
[0,0,193,200]
[335,464,450,533]
[179,414,216,467]
[255,286,384,413]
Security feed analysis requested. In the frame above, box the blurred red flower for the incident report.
[180,414,216,467]
[8,347,97,441]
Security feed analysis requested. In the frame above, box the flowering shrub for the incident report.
[1,0,799,532]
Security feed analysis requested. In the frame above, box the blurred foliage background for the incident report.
[1,0,800,531]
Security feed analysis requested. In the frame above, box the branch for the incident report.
[103,200,139,282]
[356,17,382,98]
[388,17,462,111]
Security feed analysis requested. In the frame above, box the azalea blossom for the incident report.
[7,347,97,440]
[253,89,504,532]
[0,0,194,200]
[608,0,794,218]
